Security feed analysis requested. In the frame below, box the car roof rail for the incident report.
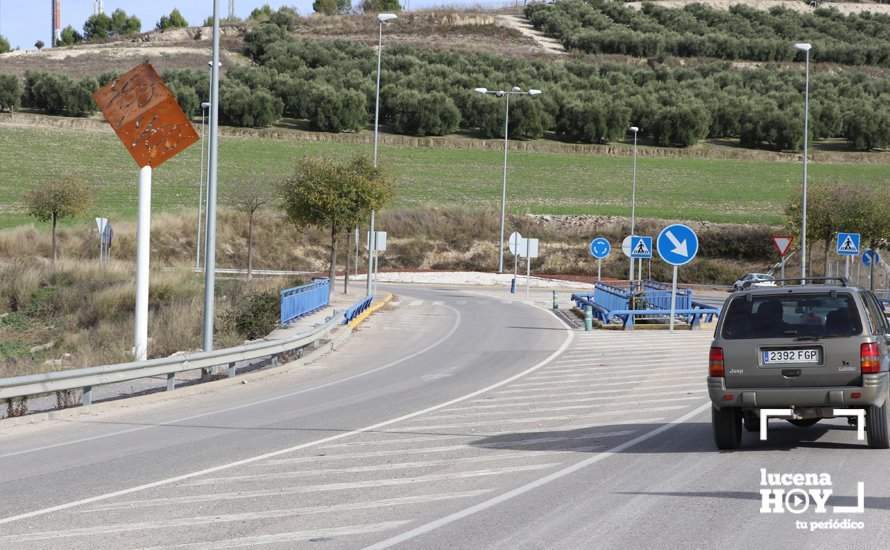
[742,276,848,289]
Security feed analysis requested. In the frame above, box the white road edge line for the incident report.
[361,401,711,550]
[0,303,574,526]
[0,303,464,460]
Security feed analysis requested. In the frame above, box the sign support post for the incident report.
[526,238,531,299]
[670,265,678,332]
[597,259,602,282]
[134,166,152,360]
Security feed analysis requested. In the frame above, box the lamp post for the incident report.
[196,101,210,271]
[367,12,397,297]
[795,42,812,282]
[474,86,543,273]
[628,126,639,289]
[202,1,222,352]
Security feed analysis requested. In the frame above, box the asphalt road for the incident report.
[1,286,889,549]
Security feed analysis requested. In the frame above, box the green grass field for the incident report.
[2,124,890,228]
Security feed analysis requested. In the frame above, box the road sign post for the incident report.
[522,238,539,298]
[657,224,700,332]
[863,249,880,290]
[92,63,199,360]
[589,237,611,282]
[509,232,523,294]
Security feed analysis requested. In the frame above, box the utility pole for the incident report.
[202,1,222,352]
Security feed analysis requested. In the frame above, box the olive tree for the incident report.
[280,156,393,297]
[25,178,92,264]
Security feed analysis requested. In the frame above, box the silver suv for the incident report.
[708,278,890,449]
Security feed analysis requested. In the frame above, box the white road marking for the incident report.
[0,319,574,526]
[82,464,563,512]
[401,406,688,431]
[497,376,701,393]
[185,453,546,486]
[409,299,424,306]
[319,434,470,449]
[138,521,412,550]
[453,394,704,412]
[0,304,464,461]
[361,402,712,550]
[265,444,473,464]
[496,384,704,398]
[531,365,696,377]
[423,397,703,418]
[8,493,490,542]
[474,383,703,402]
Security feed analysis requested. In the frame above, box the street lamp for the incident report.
[628,126,639,288]
[474,86,543,273]
[202,0,222,352]
[795,42,811,282]
[196,100,211,271]
[367,12,397,297]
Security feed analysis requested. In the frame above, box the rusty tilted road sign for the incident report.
[92,63,199,168]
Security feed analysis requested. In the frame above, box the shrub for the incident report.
[387,90,460,136]
[0,74,21,113]
[231,292,279,340]
[157,9,189,31]
[0,35,10,54]
[306,84,367,132]
[220,82,284,128]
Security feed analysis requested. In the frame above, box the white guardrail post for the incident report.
[0,315,339,408]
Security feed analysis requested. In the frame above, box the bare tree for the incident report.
[225,183,274,279]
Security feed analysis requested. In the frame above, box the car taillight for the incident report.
[861,342,881,374]
[709,346,725,377]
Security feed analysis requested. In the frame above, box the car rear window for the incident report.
[721,293,862,340]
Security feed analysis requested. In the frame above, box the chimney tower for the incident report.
[93,0,104,16]
[228,0,235,20]
[51,0,61,47]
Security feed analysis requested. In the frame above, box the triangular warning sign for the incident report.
[633,240,650,255]
[840,235,858,252]
[772,236,792,257]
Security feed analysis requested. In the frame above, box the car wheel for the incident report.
[712,406,742,450]
[866,403,890,449]
[743,412,760,433]
[787,418,820,428]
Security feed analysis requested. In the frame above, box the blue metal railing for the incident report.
[593,282,630,311]
[343,295,373,325]
[280,279,330,325]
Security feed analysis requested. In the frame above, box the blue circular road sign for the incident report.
[863,249,880,267]
[589,237,611,260]
[657,224,699,266]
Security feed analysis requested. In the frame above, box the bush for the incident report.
[0,35,10,54]
[157,9,189,31]
[22,72,97,117]
[0,75,21,113]
[231,292,279,340]
[387,90,460,136]
[220,83,284,128]
[306,84,367,132]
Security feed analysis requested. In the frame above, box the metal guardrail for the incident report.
[571,291,719,330]
[280,278,330,325]
[343,295,373,325]
[0,315,339,408]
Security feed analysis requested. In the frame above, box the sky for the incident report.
[0,0,499,51]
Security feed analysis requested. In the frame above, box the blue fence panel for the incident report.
[593,282,630,312]
[343,295,374,325]
[280,278,330,325]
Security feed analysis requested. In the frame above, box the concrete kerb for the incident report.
[348,293,395,330]
[0,300,398,432]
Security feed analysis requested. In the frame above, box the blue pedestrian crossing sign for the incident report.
[836,232,861,256]
[863,249,880,267]
[657,224,700,266]
[630,236,653,259]
[589,237,611,260]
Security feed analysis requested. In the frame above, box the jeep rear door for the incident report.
[720,292,864,388]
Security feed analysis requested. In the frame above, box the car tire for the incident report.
[712,406,742,450]
[743,412,760,433]
[866,403,890,449]
[787,418,820,428]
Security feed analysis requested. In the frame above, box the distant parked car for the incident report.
[731,273,775,292]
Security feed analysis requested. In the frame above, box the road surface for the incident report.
[1,286,888,549]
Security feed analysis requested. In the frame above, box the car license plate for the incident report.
[761,349,820,365]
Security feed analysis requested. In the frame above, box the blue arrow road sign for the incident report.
[837,232,861,256]
[589,237,611,260]
[630,236,653,259]
[863,249,880,267]
[657,224,699,266]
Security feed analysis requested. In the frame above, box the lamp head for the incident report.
[474,87,488,94]
[528,89,542,96]
[794,42,812,52]
[201,102,211,109]
[378,13,398,23]
[511,86,521,92]
[629,126,639,133]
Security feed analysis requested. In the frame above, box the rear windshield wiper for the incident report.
[794,335,822,341]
